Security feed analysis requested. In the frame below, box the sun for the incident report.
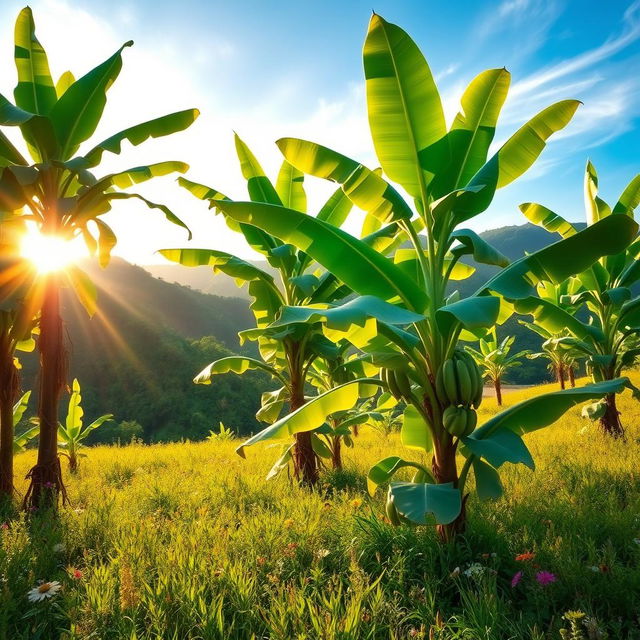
[21,228,85,274]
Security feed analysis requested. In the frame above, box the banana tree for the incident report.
[0,214,38,499]
[465,331,529,405]
[212,14,638,539]
[521,323,578,388]
[305,345,385,469]
[519,162,640,436]
[161,134,413,485]
[57,379,112,472]
[0,8,198,508]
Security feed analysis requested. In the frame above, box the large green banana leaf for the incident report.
[275,160,306,212]
[236,380,374,458]
[519,202,576,238]
[276,137,413,222]
[194,356,283,384]
[74,109,200,168]
[471,378,629,441]
[13,7,57,115]
[268,296,424,332]
[215,201,428,312]
[458,100,580,221]
[433,67,510,195]
[482,215,638,299]
[50,41,133,159]
[363,13,446,199]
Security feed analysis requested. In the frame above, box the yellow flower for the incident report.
[350,498,363,509]
[283,518,294,528]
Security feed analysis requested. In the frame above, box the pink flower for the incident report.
[72,569,83,580]
[535,571,557,586]
[0,523,8,530]
[511,571,523,588]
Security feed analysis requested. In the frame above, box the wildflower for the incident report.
[44,481,54,489]
[71,569,83,580]
[515,552,535,562]
[535,571,557,586]
[0,522,8,530]
[511,571,523,588]
[28,581,61,602]
[351,498,363,509]
[463,563,485,578]
[449,566,460,578]
[283,518,294,529]
[589,565,600,572]
[315,548,330,559]
[256,556,266,566]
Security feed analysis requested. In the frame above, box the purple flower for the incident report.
[535,571,557,586]
[511,571,523,588]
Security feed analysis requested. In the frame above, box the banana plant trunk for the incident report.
[0,335,19,499]
[432,430,465,541]
[557,364,566,389]
[493,377,502,406]
[289,366,319,487]
[24,275,67,510]
[568,366,576,388]
[330,435,342,470]
[599,392,624,438]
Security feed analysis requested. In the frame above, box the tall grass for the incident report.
[1,376,640,638]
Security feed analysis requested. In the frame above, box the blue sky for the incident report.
[1,0,639,262]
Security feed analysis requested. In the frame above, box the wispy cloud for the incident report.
[511,1,640,97]
[476,0,563,59]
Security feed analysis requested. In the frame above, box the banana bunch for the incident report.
[380,367,412,402]
[442,404,477,438]
[435,350,483,409]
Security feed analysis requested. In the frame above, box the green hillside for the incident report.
[18,260,270,442]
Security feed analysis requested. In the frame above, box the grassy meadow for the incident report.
[2,376,640,639]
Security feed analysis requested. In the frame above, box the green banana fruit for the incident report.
[442,405,477,438]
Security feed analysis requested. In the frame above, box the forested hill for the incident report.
[143,222,580,385]
[19,259,270,443]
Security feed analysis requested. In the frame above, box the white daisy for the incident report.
[28,581,61,602]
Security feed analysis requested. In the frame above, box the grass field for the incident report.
[2,377,640,639]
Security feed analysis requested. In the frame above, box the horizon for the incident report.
[1,0,638,263]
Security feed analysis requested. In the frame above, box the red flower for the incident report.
[72,569,82,580]
[515,552,536,562]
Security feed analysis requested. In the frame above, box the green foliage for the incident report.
[52,379,112,471]
[216,14,638,532]
[207,421,235,441]
[519,163,640,432]
[4,384,640,638]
